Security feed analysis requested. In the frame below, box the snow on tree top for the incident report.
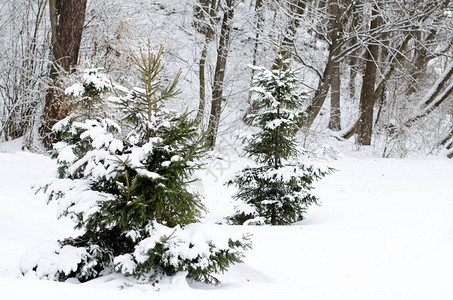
[82,68,112,91]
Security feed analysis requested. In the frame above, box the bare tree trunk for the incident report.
[303,0,356,130]
[373,24,389,127]
[439,124,453,148]
[242,0,264,125]
[40,0,87,148]
[344,0,361,101]
[405,30,436,96]
[341,0,449,140]
[327,0,341,131]
[348,56,358,100]
[440,124,453,159]
[195,0,217,125]
[250,0,263,76]
[357,3,380,146]
[207,0,236,148]
[304,52,334,129]
[401,62,453,127]
[328,59,341,131]
[342,33,412,140]
[197,41,209,124]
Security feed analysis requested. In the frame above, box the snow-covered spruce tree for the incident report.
[65,67,113,119]
[27,44,250,284]
[228,57,330,225]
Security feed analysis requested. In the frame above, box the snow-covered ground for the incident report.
[1,142,453,299]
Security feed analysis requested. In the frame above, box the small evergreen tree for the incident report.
[29,44,250,285]
[228,57,330,225]
[65,67,112,119]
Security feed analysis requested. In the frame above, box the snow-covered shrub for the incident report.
[28,44,250,284]
[228,58,331,225]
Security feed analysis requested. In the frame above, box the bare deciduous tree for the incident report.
[0,0,49,146]
[207,0,237,148]
[40,0,87,147]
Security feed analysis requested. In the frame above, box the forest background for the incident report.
[1,0,453,157]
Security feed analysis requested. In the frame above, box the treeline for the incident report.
[1,0,453,157]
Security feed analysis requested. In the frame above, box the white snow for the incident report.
[65,83,84,97]
[170,155,183,162]
[136,169,162,179]
[1,145,453,299]
[56,144,77,163]
[21,243,89,280]
[82,68,112,91]
[65,68,112,97]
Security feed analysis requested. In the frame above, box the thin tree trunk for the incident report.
[207,0,235,148]
[327,0,341,131]
[197,42,209,124]
[304,55,334,129]
[328,59,341,131]
[195,0,217,125]
[250,0,263,77]
[242,0,264,125]
[439,125,453,159]
[341,34,412,140]
[357,2,380,146]
[303,0,347,129]
[405,30,436,96]
[348,55,358,100]
[372,22,388,127]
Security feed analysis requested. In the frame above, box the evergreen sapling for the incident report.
[26,44,250,285]
[65,67,112,119]
[228,57,330,225]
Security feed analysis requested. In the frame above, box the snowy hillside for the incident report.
[1,143,453,299]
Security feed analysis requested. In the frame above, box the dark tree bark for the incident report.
[303,0,358,130]
[328,60,341,131]
[41,0,87,147]
[51,0,87,73]
[341,0,450,140]
[440,124,453,158]
[357,3,380,146]
[304,56,334,129]
[207,0,236,148]
[341,34,412,140]
[328,0,341,131]
[251,0,264,75]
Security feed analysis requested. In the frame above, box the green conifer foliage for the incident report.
[228,57,330,225]
[65,67,112,119]
[33,44,250,284]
